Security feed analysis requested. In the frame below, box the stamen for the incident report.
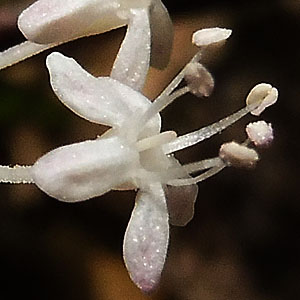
[163,103,255,154]
[156,50,202,99]
[126,85,191,141]
[129,50,203,137]
[159,157,223,186]
[246,121,273,147]
[219,141,259,168]
[246,83,278,116]
[192,28,232,47]
[184,62,214,97]
[182,157,224,174]
[136,131,177,152]
[140,86,190,126]
[0,165,34,184]
[167,160,225,186]
[163,80,278,154]
[0,41,58,70]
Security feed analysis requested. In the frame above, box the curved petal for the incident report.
[149,0,173,69]
[123,183,169,293]
[17,0,172,70]
[30,136,139,202]
[165,184,198,226]
[18,0,125,44]
[46,52,161,132]
[111,8,151,91]
[164,156,198,226]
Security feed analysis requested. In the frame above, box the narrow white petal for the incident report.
[46,52,160,130]
[18,0,125,44]
[123,183,169,293]
[117,0,173,69]
[149,0,173,69]
[30,136,139,202]
[111,8,151,91]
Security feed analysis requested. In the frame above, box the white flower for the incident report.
[0,47,277,291]
[0,0,173,72]
[0,16,278,291]
[33,52,199,292]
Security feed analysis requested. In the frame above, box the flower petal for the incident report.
[18,0,125,44]
[165,184,198,226]
[164,157,198,226]
[30,136,139,202]
[111,8,150,91]
[46,52,161,131]
[149,0,173,69]
[123,183,169,293]
[17,0,172,70]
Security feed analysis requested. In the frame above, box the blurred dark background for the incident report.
[0,0,299,299]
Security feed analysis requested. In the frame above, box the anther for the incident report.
[184,62,214,97]
[246,83,278,116]
[219,141,259,168]
[246,121,274,147]
[192,27,232,47]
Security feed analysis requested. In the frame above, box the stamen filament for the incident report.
[125,86,190,140]
[124,50,203,139]
[155,50,202,99]
[133,50,203,132]
[167,162,225,186]
[141,86,190,125]
[183,157,223,174]
[157,157,222,184]
[0,165,34,184]
[164,103,257,154]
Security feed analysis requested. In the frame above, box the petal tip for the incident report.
[46,51,66,68]
[137,279,159,294]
